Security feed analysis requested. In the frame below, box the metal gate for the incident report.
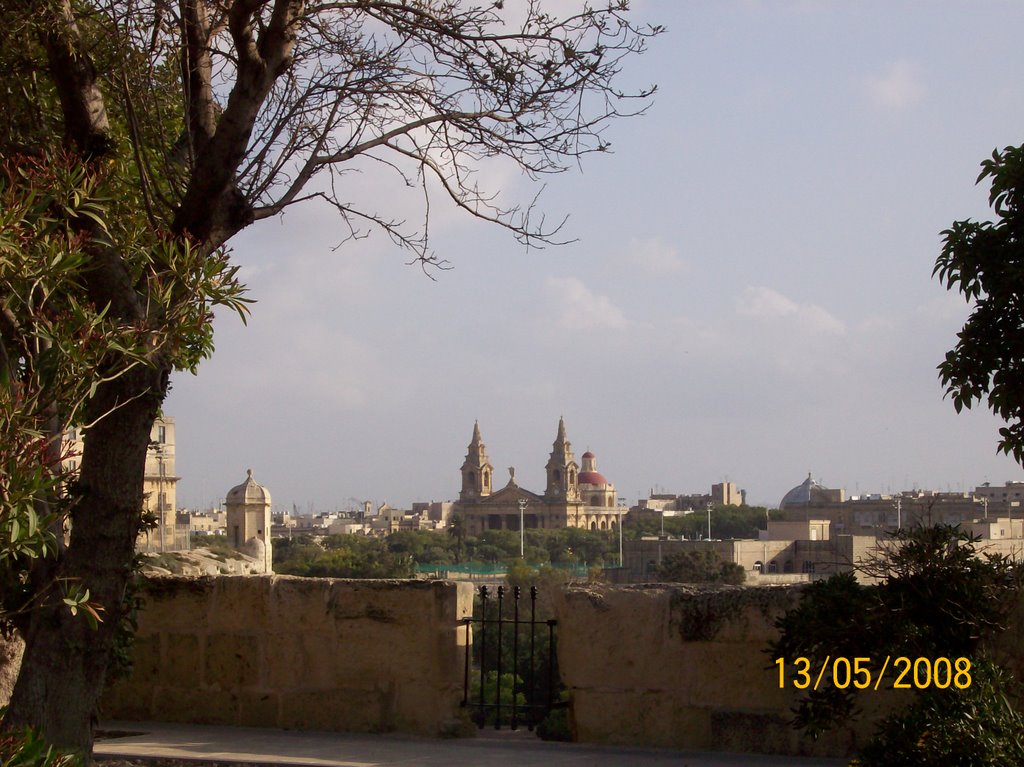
[460,584,562,731]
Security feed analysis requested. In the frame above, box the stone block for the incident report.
[163,633,200,687]
[570,688,712,750]
[268,575,335,635]
[204,634,258,690]
[150,686,240,726]
[237,690,280,728]
[100,682,154,721]
[265,632,337,690]
[278,688,392,732]
[124,634,162,687]
[138,576,214,633]
[209,576,272,632]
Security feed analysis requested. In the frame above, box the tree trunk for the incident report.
[5,362,168,754]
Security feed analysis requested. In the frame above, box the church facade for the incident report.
[454,418,625,536]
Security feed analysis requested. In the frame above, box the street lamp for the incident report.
[518,498,527,558]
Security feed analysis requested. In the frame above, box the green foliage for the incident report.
[535,691,572,741]
[771,525,1024,764]
[274,535,414,579]
[857,659,1024,767]
[935,144,1024,463]
[653,549,746,585]
[0,723,80,767]
[626,506,777,540]
[469,671,527,728]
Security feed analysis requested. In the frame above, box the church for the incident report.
[454,418,625,535]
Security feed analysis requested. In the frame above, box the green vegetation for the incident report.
[274,527,626,578]
[273,507,776,579]
[653,550,746,585]
[936,144,1024,463]
[627,506,778,540]
[770,525,1024,766]
[0,724,80,767]
[274,535,415,579]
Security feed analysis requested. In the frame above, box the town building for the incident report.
[453,418,626,536]
[774,473,1024,535]
[64,416,182,551]
[631,481,746,520]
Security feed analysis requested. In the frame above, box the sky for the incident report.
[167,1,1024,513]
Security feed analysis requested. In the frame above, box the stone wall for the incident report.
[551,583,902,758]
[101,575,473,736]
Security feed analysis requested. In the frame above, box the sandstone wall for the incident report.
[101,575,473,736]
[551,583,902,758]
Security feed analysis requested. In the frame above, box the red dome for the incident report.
[578,471,608,486]
[581,450,595,459]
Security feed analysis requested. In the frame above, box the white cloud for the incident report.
[544,276,627,331]
[627,237,687,274]
[737,286,845,335]
[863,60,925,109]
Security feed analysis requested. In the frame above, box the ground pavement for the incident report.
[96,721,847,767]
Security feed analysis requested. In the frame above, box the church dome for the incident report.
[578,450,608,486]
[780,473,830,509]
[227,469,271,506]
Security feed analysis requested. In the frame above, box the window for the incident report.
[157,425,166,444]
[753,561,763,573]
[768,561,778,573]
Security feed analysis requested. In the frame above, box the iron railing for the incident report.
[461,584,561,730]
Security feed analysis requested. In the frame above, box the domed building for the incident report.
[578,451,616,508]
[454,418,625,535]
[226,469,273,573]
[779,473,845,510]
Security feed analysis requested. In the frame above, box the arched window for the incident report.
[753,561,763,573]
[600,520,607,530]
[590,521,597,531]
[768,561,778,573]
[467,471,475,486]
[784,560,793,573]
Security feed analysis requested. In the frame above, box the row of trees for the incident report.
[273,527,624,577]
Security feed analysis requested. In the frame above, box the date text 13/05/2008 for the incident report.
[775,656,972,691]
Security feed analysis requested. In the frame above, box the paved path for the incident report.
[96,721,846,767]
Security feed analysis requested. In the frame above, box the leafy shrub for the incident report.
[0,724,80,767]
[770,525,1024,764]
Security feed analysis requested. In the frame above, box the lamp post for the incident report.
[707,502,712,540]
[618,506,624,567]
[518,498,527,558]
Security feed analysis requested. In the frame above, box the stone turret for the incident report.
[225,469,272,573]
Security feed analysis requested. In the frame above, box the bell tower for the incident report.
[459,421,493,500]
[545,416,579,501]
